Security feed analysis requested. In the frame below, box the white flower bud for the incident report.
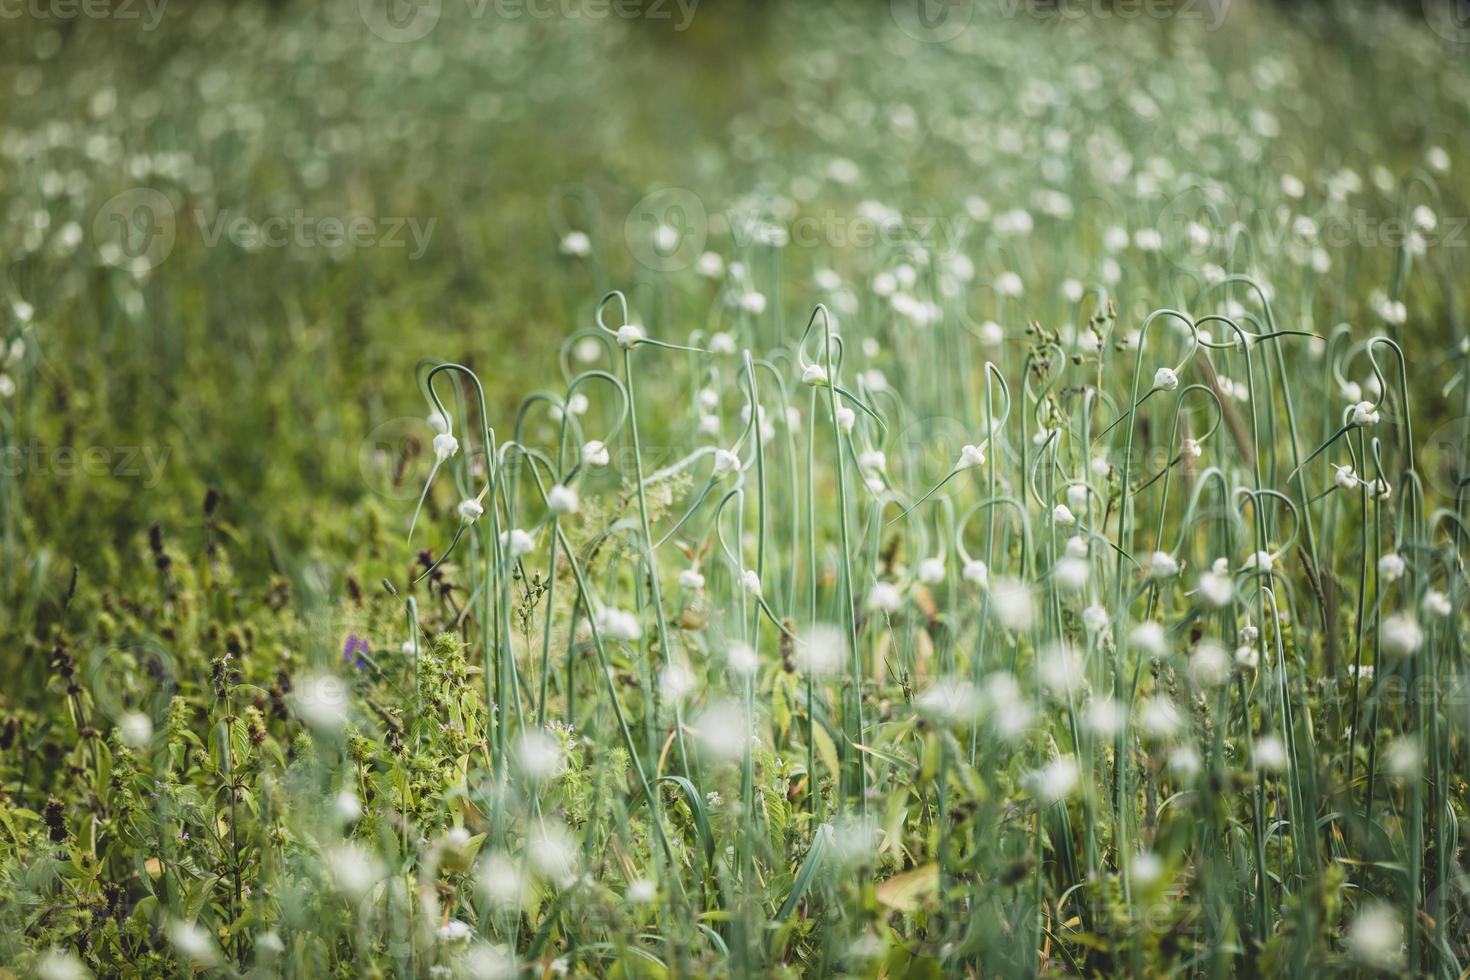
[679,568,705,590]
[713,449,740,476]
[581,440,610,467]
[433,433,459,461]
[801,363,829,386]
[957,444,986,468]
[917,558,945,585]
[1051,503,1077,527]
[1377,553,1406,582]
[546,484,579,515]
[500,528,535,558]
[1153,367,1180,391]
[457,498,484,523]
[741,569,763,597]
[1150,551,1180,579]
[962,560,989,587]
[1350,401,1380,426]
[616,324,645,349]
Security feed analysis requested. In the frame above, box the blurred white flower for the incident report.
[616,324,645,349]
[990,577,1035,631]
[1345,902,1404,971]
[1051,503,1076,527]
[514,729,564,782]
[501,528,535,559]
[868,581,901,612]
[801,363,828,386]
[1152,367,1179,391]
[595,607,642,643]
[1150,551,1180,579]
[742,569,763,597]
[727,642,758,676]
[1026,756,1079,803]
[291,674,350,731]
[167,920,219,966]
[457,497,484,523]
[36,949,90,980]
[546,484,579,515]
[1377,553,1405,582]
[1129,621,1168,658]
[327,843,383,901]
[916,558,945,585]
[1423,590,1451,618]
[581,440,610,467]
[679,567,705,591]
[1253,734,1288,771]
[1349,401,1380,426]
[693,701,749,761]
[1381,614,1423,656]
[559,230,590,256]
[963,559,989,588]
[118,712,152,748]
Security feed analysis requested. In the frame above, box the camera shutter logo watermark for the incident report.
[92,188,176,272]
[890,0,973,42]
[1421,415,1470,503]
[625,187,707,273]
[1423,0,1470,44]
[360,0,441,41]
[360,416,439,501]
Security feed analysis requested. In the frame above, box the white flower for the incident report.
[727,642,758,676]
[327,843,384,901]
[801,363,828,386]
[695,251,724,278]
[1181,437,1201,458]
[528,821,578,880]
[291,674,350,731]
[1051,503,1077,527]
[708,331,736,354]
[1130,851,1164,886]
[957,443,986,468]
[1026,756,1079,803]
[868,581,902,612]
[1129,621,1168,658]
[660,663,696,700]
[1053,557,1089,593]
[679,567,705,591]
[1423,590,1451,618]
[713,448,741,476]
[118,712,152,748]
[458,497,484,523]
[916,558,945,585]
[478,853,527,909]
[962,560,989,588]
[1082,605,1109,632]
[1189,641,1230,687]
[739,291,767,315]
[1386,736,1422,778]
[514,730,564,782]
[1152,367,1180,391]
[167,920,219,966]
[546,484,579,515]
[1244,550,1274,574]
[990,577,1035,630]
[433,432,459,461]
[692,701,749,761]
[919,678,983,722]
[1381,613,1423,656]
[859,449,886,473]
[1198,564,1234,607]
[1253,734,1288,771]
[437,920,473,943]
[1064,536,1088,559]
[741,569,764,597]
[1334,464,1357,491]
[1350,401,1380,426]
[1427,146,1451,174]
[995,271,1024,296]
[1345,901,1405,970]
[835,405,856,432]
[596,607,642,642]
[581,440,610,467]
[1039,644,1084,696]
[798,624,845,676]
[500,528,535,558]
[1234,644,1259,671]
[1066,484,1089,511]
[1377,553,1406,581]
[36,949,90,980]
[1137,698,1182,737]
[1086,698,1125,735]
[627,879,657,904]
[1168,746,1202,778]
[334,790,362,821]
[1150,551,1180,579]
[616,324,645,349]
[560,230,591,256]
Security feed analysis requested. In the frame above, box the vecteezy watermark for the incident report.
[195,210,436,259]
[359,0,698,42]
[0,0,168,30]
[91,190,438,270]
[624,189,972,272]
[891,0,1229,41]
[1,441,171,488]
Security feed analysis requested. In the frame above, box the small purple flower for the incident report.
[343,633,369,669]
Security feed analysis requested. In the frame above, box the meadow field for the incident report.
[2,0,1470,975]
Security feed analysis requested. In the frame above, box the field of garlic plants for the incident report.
[2,0,1469,976]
